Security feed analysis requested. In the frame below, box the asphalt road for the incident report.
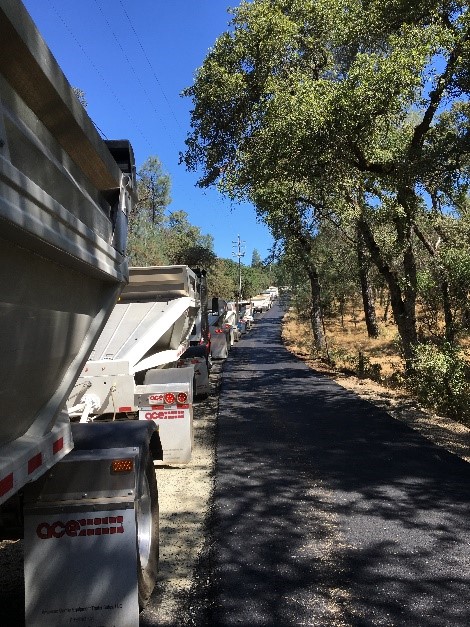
[205,303,470,626]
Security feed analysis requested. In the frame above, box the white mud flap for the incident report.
[23,447,141,627]
[137,368,194,464]
[24,508,138,626]
[139,405,193,464]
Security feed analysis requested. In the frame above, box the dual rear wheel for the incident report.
[136,456,159,609]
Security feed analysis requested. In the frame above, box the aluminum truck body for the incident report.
[0,2,161,624]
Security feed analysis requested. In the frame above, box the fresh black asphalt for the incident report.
[207,303,470,626]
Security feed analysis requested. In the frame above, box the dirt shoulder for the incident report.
[140,360,221,626]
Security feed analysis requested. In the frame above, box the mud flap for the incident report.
[22,419,161,627]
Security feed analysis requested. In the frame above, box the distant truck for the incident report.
[67,265,206,465]
[251,294,272,313]
[209,297,232,359]
[0,2,162,625]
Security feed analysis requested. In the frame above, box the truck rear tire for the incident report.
[137,456,159,609]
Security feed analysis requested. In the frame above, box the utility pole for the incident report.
[232,234,245,323]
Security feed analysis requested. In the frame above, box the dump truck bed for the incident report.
[88,266,199,372]
[0,0,134,500]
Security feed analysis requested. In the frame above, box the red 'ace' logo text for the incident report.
[149,394,164,403]
[36,516,124,539]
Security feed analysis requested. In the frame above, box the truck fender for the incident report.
[70,420,163,461]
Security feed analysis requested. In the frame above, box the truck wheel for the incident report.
[136,456,159,609]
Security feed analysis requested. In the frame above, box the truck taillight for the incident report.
[177,392,188,404]
[111,459,134,473]
[215,329,224,334]
[164,392,176,404]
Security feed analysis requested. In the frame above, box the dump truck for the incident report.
[67,264,207,464]
[0,1,162,624]
[209,297,232,359]
[251,293,272,313]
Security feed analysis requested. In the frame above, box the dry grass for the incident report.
[282,307,404,383]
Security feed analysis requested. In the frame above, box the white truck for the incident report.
[0,2,162,624]
[67,264,205,465]
[208,297,232,359]
[251,293,272,313]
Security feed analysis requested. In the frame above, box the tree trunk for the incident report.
[387,274,417,368]
[383,293,390,321]
[307,265,326,353]
[357,225,379,338]
[339,295,345,328]
[357,217,417,371]
[442,279,454,342]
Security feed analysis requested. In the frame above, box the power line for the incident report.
[47,0,153,152]
[117,0,184,135]
[92,0,179,152]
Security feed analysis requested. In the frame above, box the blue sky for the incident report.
[22,0,274,263]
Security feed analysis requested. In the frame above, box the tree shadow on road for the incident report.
[207,309,470,626]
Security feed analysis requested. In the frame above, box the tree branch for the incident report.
[409,32,469,158]
[348,140,395,174]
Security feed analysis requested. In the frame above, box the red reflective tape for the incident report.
[0,473,13,497]
[118,406,132,412]
[53,437,64,455]
[28,453,42,475]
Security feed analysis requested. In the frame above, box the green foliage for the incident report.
[443,247,470,304]
[127,209,169,267]
[273,241,311,318]
[416,269,441,333]
[409,342,470,421]
[251,248,262,267]
[127,156,215,269]
[207,257,272,300]
[182,0,470,370]
[207,258,239,300]
[135,156,171,226]
[163,210,215,266]
[351,352,383,382]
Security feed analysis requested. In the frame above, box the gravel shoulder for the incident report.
[140,360,222,626]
